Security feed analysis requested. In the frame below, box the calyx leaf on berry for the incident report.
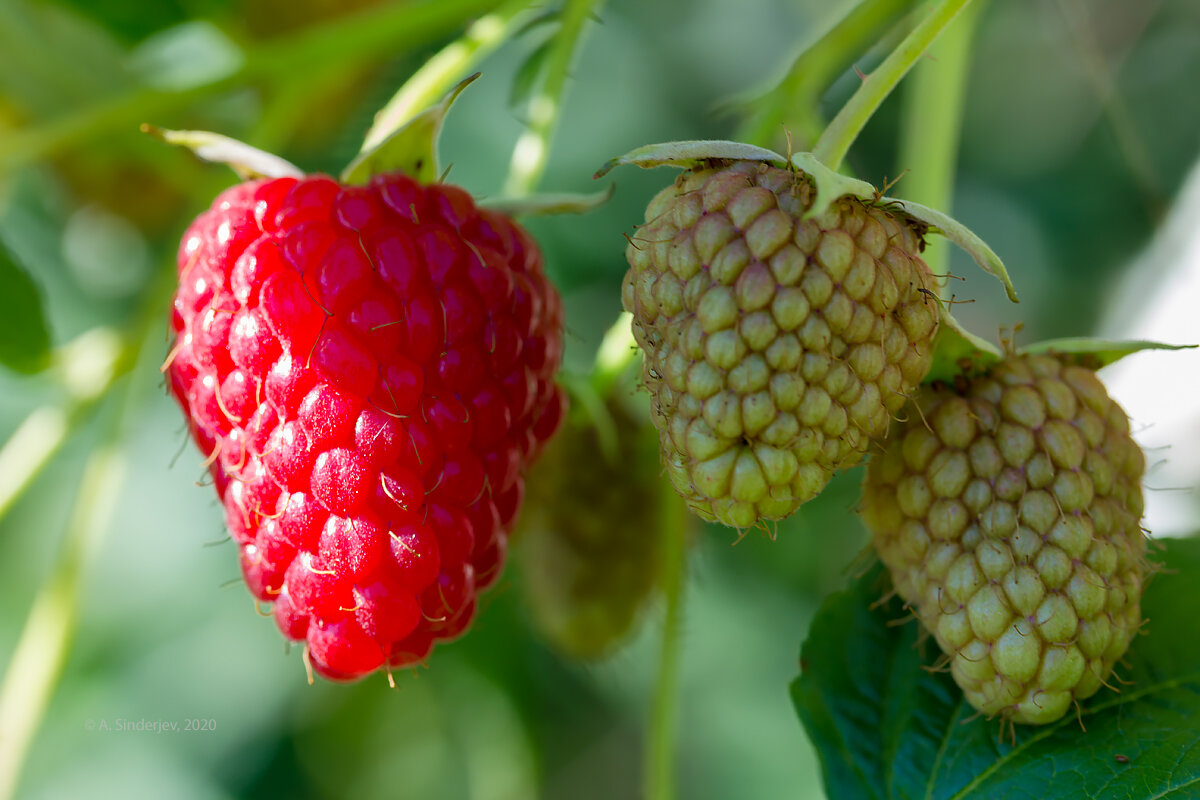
[592,139,787,179]
[925,320,1196,384]
[1017,338,1197,369]
[341,73,479,186]
[925,306,1003,384]
[596,140,1019,304]
[139,125,303,179]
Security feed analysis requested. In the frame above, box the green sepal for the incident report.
[592,139,787,179]
[140,125,303,179]
[788,152,877,219]
[1017,338,1197,369]
[341,73,479,186]
[924,306,1003,384]
[478,183,614,217]
[881,196,1017,302]
[790,152,1017,302]
[595,140,1018,304]
[925,326,1195,385]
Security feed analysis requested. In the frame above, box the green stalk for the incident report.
[364,0,538,151]
[645,490,688,800]
[0,331,128,524]
[0,242,182,798]
[894,0,985,280]
[0,0,506,174]
[736,0,918,149]
[812,0,974,172]
[0,431,127,800]
[502,0,605,197]
[0,71,316,529]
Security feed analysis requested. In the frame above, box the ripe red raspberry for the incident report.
[166,173,566,681]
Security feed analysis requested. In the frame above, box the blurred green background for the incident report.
[1,0,1198,798]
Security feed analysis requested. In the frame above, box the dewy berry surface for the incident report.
[167,173,565,680]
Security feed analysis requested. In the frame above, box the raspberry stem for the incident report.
[895,0,985,279]
[735,0,918,150]
[361,0,538,152]
[0,331,127,523]
[811,0,975,172]
[645,489,689,800]
[0,431,127,800]
[0,217,182,799]
[503,0,606,197]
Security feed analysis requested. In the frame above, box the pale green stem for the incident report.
[0,329,128,524]
[811,0,974,172]
[0,267,172,800]
[364,0,538,152]
[736,0,918,149]
[646,491,688,800]
[0,75,305,528]
[502,0,605,197]
[0,439,127,800]
[0,407,68,522]
[895,0,985,281]
[0,0,506,174]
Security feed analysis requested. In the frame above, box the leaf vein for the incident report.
[925,696,967,800]
[945,671,1200,799]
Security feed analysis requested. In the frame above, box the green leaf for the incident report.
[882,196,1019,303]
[342,72,479,185]
[793,537,1200,800]
[141,125,303,179]
[512,2,563,38]
[924,307,1002,384]
[128,20,243,91]
[1018,338,1197,370]
[0,237,51,374]
[508,35,555,111]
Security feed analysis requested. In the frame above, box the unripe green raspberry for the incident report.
[623,161,939,527]
[861,353,1147,725]
[516,397,665,659]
